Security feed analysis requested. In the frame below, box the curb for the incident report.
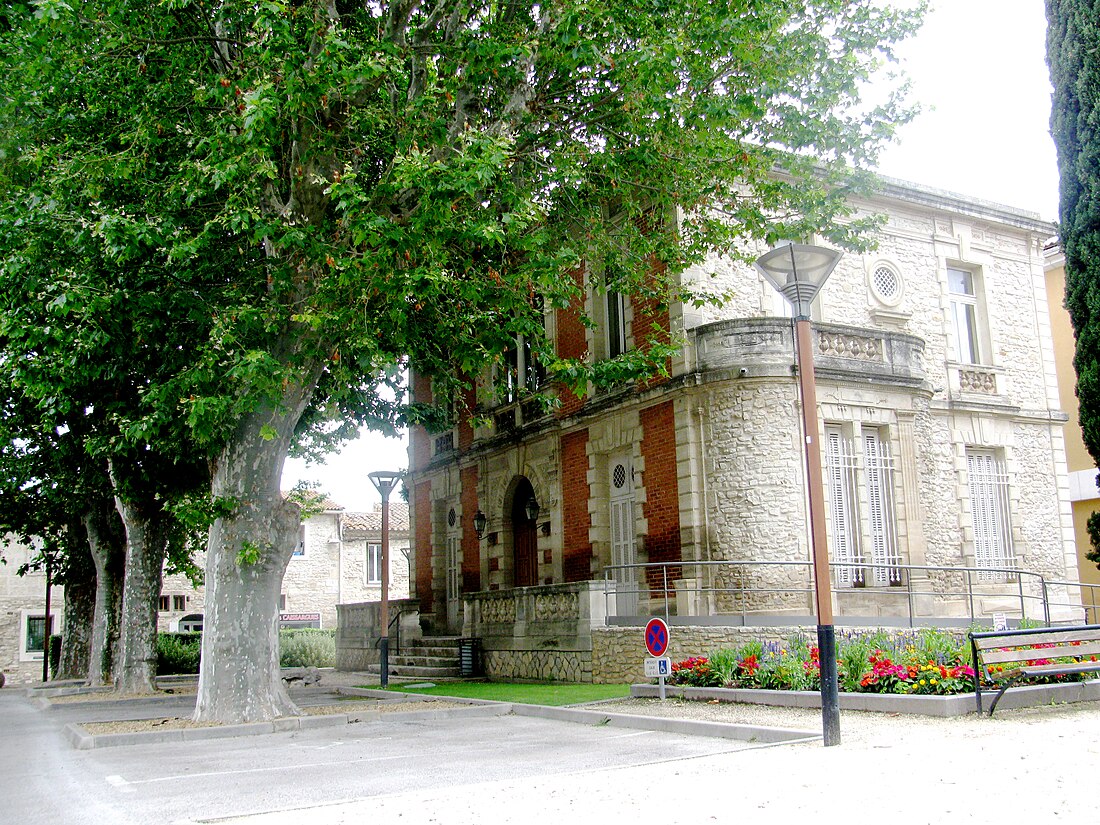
[631,678,1100,716]
[65,702,511,750]
[505,703,817,744]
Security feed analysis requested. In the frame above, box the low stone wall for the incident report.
[335,598,421,671]
[463,581,615,682]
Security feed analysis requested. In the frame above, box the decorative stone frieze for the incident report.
[817,330,883,361]
[958,368,998,394]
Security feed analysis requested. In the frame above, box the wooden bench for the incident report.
[969,624,1100,716]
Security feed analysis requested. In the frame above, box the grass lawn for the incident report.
[381,681,632,706]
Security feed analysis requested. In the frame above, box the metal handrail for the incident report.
[602,559,1090,628]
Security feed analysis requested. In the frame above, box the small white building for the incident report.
[0,534,62,686]
[158,500,411,633]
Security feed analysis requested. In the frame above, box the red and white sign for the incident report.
[644,617,670,658]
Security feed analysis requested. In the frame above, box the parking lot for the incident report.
[4,683,1100,824]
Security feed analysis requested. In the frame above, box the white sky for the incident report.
[283,0,1060,511]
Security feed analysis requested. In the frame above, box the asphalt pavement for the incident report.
[3,677,1099,824]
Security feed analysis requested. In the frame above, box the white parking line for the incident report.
[106,755,407,788]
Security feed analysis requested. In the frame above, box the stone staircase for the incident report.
[372,636,465,680]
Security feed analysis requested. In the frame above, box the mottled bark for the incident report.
[111,469,170,694]
[56,529,95,681]
[85,501,126,687]
[194,368,321,724]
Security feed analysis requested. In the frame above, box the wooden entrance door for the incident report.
[512,478,538,587]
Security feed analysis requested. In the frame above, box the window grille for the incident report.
[824,428,902,587]
[966,450,1016,581]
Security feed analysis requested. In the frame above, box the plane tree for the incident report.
[3,0,922,721]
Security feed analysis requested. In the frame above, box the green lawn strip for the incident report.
[380,681,632,706]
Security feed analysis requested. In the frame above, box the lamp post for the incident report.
[368,470,402,688]
[754,242,843,747]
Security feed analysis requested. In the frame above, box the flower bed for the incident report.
[664,628,1098,696]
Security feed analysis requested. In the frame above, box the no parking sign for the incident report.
[644,618,671,699]
[644,617,670,657]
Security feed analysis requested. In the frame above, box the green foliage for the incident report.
[156,633,203,676]
[279,629,336,669]
[237,540,263,567]
[1050,2,1100,571]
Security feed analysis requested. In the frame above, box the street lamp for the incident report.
[368,470,402,689]
[755,241,843,747]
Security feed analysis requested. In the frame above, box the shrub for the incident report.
[279,629,335,668]
[157,632,202,675]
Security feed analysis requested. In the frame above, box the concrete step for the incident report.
[391,660,459,673]
[368,663,462,679]
[400,646,462,658]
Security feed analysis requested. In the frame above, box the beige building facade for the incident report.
[159,502,411,633]
[1045,247,1100,617]
[396,178,1084,682]
[0,534,63,686]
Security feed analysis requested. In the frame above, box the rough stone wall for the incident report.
[0,536,64,685]
[1009,422,1069,578]
[158,556,206,632]
[281,512,343,628]
[483,648,592,682]
[340,537,412,606]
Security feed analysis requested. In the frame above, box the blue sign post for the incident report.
[644,618,671,699]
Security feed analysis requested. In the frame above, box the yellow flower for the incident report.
[931,679,938,685]
[919,679,927,685]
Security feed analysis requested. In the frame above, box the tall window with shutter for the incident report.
[824,427,902,586]
[966,449,1016,580]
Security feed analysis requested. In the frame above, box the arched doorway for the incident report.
[511,477,538,587]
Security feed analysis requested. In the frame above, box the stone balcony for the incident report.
[691,317,927,389]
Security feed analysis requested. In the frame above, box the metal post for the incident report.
[795,317,840,747]
[379,492,391,688]
[369,470,402,689]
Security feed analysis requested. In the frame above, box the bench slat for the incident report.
[972,628,1100,650]
[1015,662,1100,678]
[980,641,1100,666]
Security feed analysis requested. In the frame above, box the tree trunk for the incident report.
[56,525,96,681]
[85,500,126,687]
[111,470,170,695]
[193,368,322,724]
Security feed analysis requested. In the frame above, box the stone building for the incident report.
[1,501,409,685]
[399,176,1082,683]
[159,500,411,633]
[0,534,62,686]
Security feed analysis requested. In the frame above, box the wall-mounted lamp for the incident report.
[473,509,487,539]
[525,496,539,522]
